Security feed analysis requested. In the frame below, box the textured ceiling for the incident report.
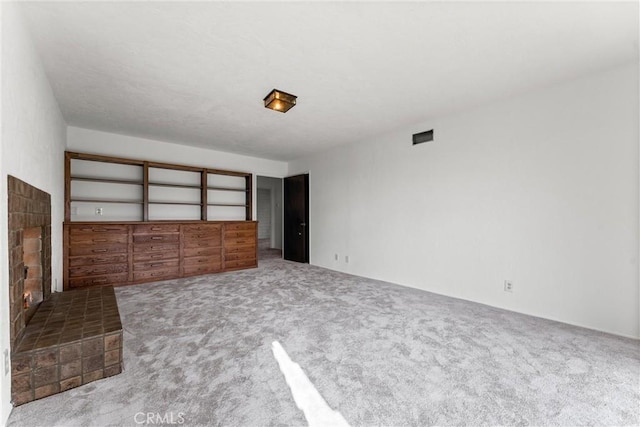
[20,2,639,161]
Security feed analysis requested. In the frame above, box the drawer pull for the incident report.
[151,236,163,240]
[150,263,162,267]
[93,239,107,242]
[93,249,108,253]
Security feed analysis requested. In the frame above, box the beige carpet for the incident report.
[7,257,639,426]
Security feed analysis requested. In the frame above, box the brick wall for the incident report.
[7,176,52,350]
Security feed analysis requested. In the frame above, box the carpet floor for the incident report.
[7,257,639,426]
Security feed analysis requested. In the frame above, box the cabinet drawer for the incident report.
[69,273,128,288]
[133,268,179,282]
[223,230,255,238]
[224,245,256,254]
[134,259,179,271]
[69,254,127,267]
[225,259,257,269]
[70,233,128,245]
[133,251,179,262]
[69,263,128,278]
[184,264,222,276]
[224,222,256,231]
[182,224,222,233]
[133,243,179,253]
[183,231,221,242]
[184,256,220,267]
[133,234,179,244]
[224,237,256,247]
[69,224,129,234]
[183,247,222,258]
[184,239,222,249]
[224,252,256,262]
[69,243,128,257]
[134,224,180,234]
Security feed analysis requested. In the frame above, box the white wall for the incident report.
[289,63,640,339]
[66,127,289,220]
[0,3,67,425]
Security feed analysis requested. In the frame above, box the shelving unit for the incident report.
[147,165,202,221]
[67,155,144,221]
[64,152,257,289]
[65,152,252,222]
[206,171,250,220]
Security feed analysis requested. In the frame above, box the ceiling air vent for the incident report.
[412,129,434,145]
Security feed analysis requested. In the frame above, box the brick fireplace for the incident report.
[7,176,123,405]
[8,176,52,350]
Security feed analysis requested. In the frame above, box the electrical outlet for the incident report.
[95,207,103,216]
[504,280,513,292]
[345,255,349,263]
[334,253,338,261]
[4,349,9,375]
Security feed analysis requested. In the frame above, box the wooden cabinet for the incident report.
[224,222,257,270]
[182,223,223,276]
[65,224,130,288]
[63,221,257,290]
[132,224,180,282]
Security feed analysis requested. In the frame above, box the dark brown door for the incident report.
[284,174,309,263]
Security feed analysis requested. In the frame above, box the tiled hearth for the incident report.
[11,286,123,406]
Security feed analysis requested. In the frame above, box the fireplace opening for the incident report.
[22,226,44,325]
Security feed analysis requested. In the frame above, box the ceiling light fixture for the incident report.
[264,89,297,113]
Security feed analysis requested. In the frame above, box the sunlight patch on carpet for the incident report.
[272,341,350,427]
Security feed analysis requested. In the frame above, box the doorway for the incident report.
[283,174,309,263]
[256,176,283,260]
